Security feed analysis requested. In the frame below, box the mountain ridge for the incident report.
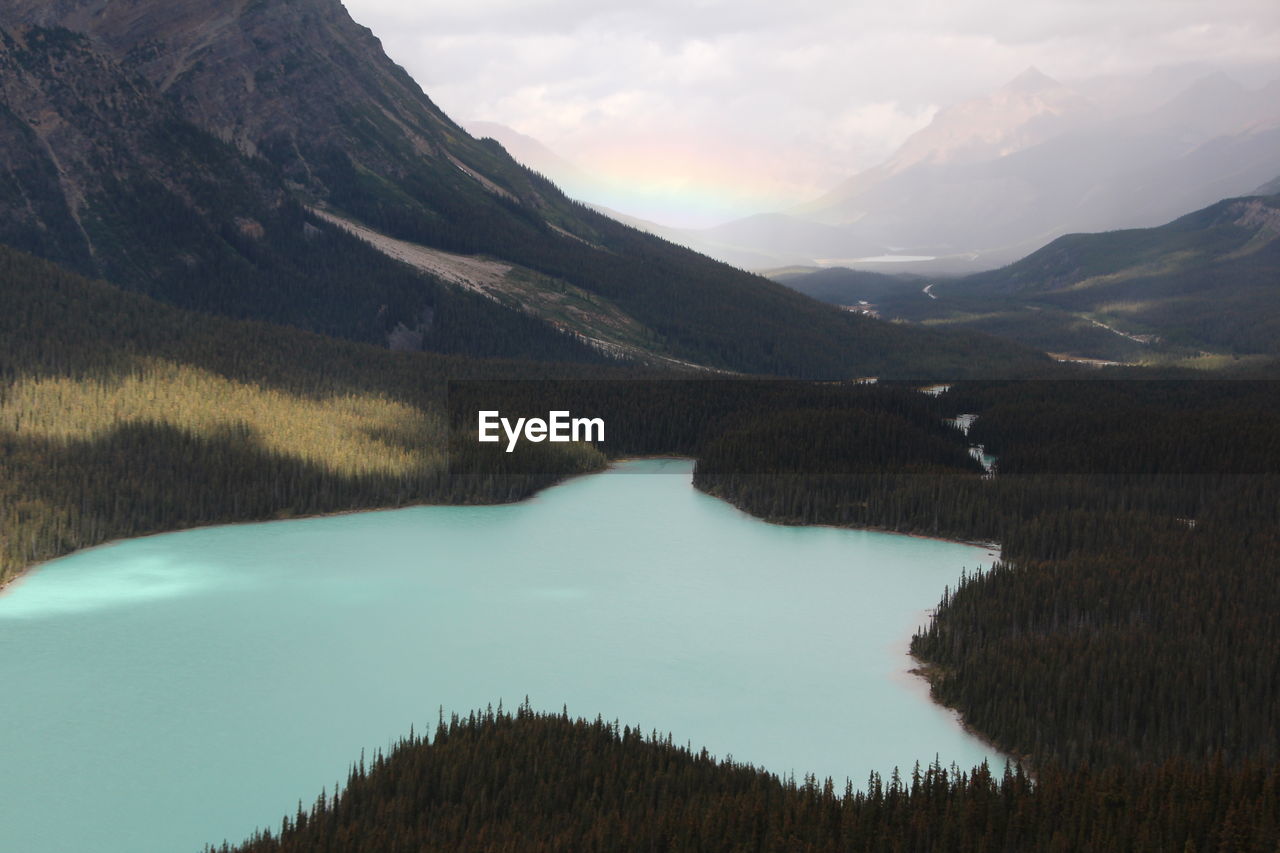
[774,189,1280,362]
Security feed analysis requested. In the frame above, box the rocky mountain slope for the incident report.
[0,23,606,363]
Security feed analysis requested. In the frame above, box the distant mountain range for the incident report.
[795,67,1095,220]
[0,0,1047,379]
[482,68,1280,274]
[773,185,1280,363]
[739,68,1280,272]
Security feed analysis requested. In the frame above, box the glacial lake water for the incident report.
[0,459,1000,853]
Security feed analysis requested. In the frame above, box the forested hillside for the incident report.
[946,192,1280,355]
[933,193,1280,361]
[912,381,1280,768]
[0,246,620,586]
[218,705,1280,853]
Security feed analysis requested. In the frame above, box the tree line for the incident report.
[217,704,1280,853]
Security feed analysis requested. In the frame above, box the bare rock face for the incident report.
[0,0,582,308]
[1,0,533,206]
[0,12,446,347]
[0,24,280,278]
[0,27,112,270]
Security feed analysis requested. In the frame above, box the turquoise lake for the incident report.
[0,459,1001,852]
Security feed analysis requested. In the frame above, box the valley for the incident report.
[772,187,1280,364]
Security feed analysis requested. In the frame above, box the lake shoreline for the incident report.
[907,656,1031,771]
[0,462,631,597]
[1,457,1006,774]
[696,482,1002,553]
[2,455,1001,597]
[696,477,1009,770]
[0,502,438,599]
[0,457,1006,851]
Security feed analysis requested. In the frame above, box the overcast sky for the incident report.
[341,0,1280,226]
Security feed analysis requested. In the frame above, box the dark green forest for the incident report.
[691,381,1280,769]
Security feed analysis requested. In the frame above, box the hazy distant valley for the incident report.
[473,66,1280,275]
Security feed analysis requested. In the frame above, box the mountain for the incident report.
[1128,72,1277,146]
[694,70,1280,272]
[1256,175,1280,196]
[689,67,1099,271]
[775,190,1280,362]
[0,23,607,363]
[817,67,1280,243]
[801,66,1095,220]
[938,191,1280,355]
[0,25,275,284]
[0,0,1049,379]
